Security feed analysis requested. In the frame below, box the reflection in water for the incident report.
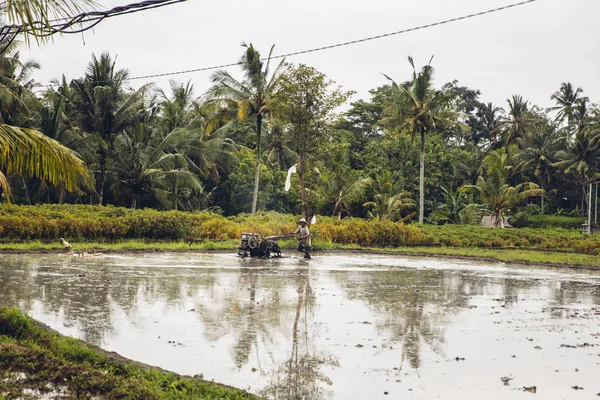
[260,268,339,400]
[1,253,600,399]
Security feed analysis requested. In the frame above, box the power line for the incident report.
[0,0,187,49]
[7,0,542,90]
[126,0,542,82]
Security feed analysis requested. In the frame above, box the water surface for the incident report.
[1,252,599,399]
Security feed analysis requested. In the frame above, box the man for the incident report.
[294,217,312,259]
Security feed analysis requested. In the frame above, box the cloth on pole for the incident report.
[310,214,317,225]
[284,165,297,192]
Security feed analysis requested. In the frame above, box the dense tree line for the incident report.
[1,37,599,225]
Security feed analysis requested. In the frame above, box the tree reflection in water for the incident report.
[194,260,287,370]
[260,267,339,400]
[339,268,476,370]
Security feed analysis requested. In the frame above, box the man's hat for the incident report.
[299,218,307,223]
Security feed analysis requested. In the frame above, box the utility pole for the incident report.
[588,183,593,235]
[595,183,598,226]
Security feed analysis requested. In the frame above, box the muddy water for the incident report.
[1,252,600,399]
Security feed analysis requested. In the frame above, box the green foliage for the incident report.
[421,224,600,253]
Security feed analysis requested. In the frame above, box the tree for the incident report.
[0,124,91,202]
[461,150,544,226]
[69,52,148,205]
[0,33,90,201]
[554,128,600,215]
[206,43,286,214]
[515,120,560,214]
[111,123,202,209]
[550,82,587,131]
[477,102,504,148]
[3,0,95,45]
[274,64,351,218]
[323,147,372,218]
[380,56,457,223]
[363,171,414,221]
[497,95,536,146]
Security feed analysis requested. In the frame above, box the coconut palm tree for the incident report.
[3,0,95,45]
[69,52,149,205]
[0,33,90,201]
[476,102,504,148]
[497,95,536,146]
[380,56,459,223]
[324,147,372,218]
[265,124,297,170]
[554,128,600,214]
[462,150,544,226]
[0,123,91,202]
[111,123,202,209]
[515,121,561,214]
[363,171,414,221]
[205,43,286,214]
[550,82,587,128]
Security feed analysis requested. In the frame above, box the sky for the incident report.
[20,0,600,109]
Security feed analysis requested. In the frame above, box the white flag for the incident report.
[284,165,297,192]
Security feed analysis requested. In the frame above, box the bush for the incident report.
[0,205,424,246]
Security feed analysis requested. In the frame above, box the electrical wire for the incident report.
[127,0,542,82]
[3,0,542,89]
[0,0,186,49]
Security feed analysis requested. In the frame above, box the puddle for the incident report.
[1,252,599,399]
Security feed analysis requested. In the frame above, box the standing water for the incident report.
[0,252,599,399]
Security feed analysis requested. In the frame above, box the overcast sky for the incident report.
[22,0,600,109]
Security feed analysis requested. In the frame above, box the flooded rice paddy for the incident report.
[1,252,600,399]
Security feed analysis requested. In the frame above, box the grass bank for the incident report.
[0,307,256,399]
[1,239,599,269]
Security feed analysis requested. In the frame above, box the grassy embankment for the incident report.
[0,307,255,399]
[1,204,599,267]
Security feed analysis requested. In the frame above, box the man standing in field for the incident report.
[295,218,311,259]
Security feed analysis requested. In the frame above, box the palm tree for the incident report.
[69,52,148,205]
[324,147,372,218]
[363,171,414,221]
[451,143,485,186]
[380,56,455,223]
[554,128,600,214]
[0,33,90,201]
[111,123,202,209]
[477,102,504,148]
[205,43,286,214]
[497,95,536,146]
[0,124,91,202]
[157,80,195,133]
[462,150,544,226]
[265,124,297,170]
[550,82,587,129]
[515,121,560,214]
[0,42,40,126]
[3,0,95,45]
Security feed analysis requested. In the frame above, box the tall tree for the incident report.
[0,35,90,201]
[111,123,202,209]
[274,64,351,218]
[498,95,535,146]
[554,128,600,214]
[550,82,586,129]
[380,56,456,223]
[69,52,148,205]
[515,120,560,214]
[206,43,286,214]
[477,102,504,148]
